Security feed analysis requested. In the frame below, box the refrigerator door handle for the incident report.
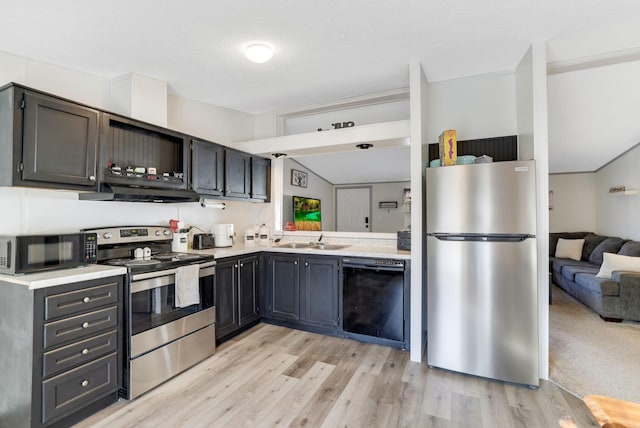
[429,233,534,242]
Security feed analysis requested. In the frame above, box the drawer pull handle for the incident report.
[83,297,91,303]
[82,322,90,329]
[81,348,89,355]
[81,380,89,387]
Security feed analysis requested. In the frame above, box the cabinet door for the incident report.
[214,259,239,339]
[22,91,98,188]
[192,139,224,196]
[267,255,300,321]
[302,257,340,328]
[250,156,270,201]
[224,149,251,198]
[238,255,259,325]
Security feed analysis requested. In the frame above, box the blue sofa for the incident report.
[550,232,640,322]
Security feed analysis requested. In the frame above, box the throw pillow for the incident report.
[596,252,640,279]
[555,238,585,261]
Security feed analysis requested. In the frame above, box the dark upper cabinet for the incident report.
[215,255,260,342]
[224,148,251,198]
[250,156,271,201]
[0,84,99,190]
[0,83,269,202]
[191,139,224,196]
[98,113,190,191]
[223,149,271,201]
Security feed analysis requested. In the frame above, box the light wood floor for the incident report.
[75,323,598,428]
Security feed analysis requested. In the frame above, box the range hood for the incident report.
[79,183,200,203]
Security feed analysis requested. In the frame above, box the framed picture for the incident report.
[291,169,308,188]
[293,196,321,231]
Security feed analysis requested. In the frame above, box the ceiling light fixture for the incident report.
[356,143,374,150]
[245,43,274,63]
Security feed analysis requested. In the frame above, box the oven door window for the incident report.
[130,277,214,336]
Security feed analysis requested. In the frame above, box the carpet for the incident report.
[549,284,640,403]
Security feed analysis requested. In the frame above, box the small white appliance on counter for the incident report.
[211,224,234,247]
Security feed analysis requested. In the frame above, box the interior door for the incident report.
[336,187,371,232]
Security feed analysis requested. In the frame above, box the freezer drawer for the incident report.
[426,160,536,235]
[426,236,539,386]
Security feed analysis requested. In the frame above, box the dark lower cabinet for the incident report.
[0,274,124,428]
[265,253,340,331]
[267,254,301,321]
[215,255,260,342]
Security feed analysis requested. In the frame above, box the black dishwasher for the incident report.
[343,257,407,348]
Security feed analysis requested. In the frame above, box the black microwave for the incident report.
[0,233,98,275]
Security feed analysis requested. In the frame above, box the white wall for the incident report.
[516,42,550,381]
[0,52,268,239]
[0,50,109,109]
[549,173,597,233]
[364,182,410,233]
[282,158,334,230]
[426,73,517,144]
[595,144,640,240]
[168,95,255,145]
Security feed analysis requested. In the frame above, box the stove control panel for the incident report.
[85,226,173,245]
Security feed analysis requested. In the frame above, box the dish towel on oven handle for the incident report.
[175,264,201,308]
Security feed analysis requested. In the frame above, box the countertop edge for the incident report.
[0,265,127,290]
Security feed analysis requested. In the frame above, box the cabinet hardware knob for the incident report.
[305,262,309,266]
[294,261,298,265]
[240,263,244,267]
[83,297,90,303]
[82,348,89,355]
[234,265,238,268]
[89,175,96,182]
[81,380,89,387]
[82,322,90,329]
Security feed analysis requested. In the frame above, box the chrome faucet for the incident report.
[310,233,324,246]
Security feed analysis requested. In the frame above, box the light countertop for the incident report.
[0,243,409,290]
[188,242,411,260]
[0,265,127,290]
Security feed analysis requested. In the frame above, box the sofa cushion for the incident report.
[561,264,600,281]
[552,258,592,274]
[549,232,589,256]
[582,234,607,261]
[618,240,640,257]
[555,238,585,261]
[574,273,620,296]
[588,237,626,265]
[596,252,640,279]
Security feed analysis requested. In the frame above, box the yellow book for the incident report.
[439,130,457,166]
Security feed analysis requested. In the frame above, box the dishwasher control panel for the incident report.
[343,257,405,269]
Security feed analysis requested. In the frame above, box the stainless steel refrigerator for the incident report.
[426,160,539,387]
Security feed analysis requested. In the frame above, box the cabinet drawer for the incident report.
[44,306,118,349]
[45,280,119,320]
[43,329,118,378]
[42,353,118,425]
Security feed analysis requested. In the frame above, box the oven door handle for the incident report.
[131,274,175,294]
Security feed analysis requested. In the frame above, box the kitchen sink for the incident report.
[309,243,350,250]
[275,242,313,249]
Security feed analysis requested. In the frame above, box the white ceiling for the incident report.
[295,145,411,185]
[2,1,640,176]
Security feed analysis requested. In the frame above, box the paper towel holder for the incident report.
[200,198,226,209]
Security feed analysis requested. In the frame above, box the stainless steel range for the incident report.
[85,226,216,399]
